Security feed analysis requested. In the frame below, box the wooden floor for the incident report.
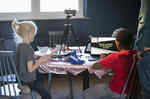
[44,74,110,99]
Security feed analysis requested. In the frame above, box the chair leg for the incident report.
[31,92,36,99]
[83,70,89,91]
[48,73,52,99]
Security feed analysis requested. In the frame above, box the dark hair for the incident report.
[113,28,134,50]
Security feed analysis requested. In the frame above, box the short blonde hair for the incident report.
[12,19,37,38]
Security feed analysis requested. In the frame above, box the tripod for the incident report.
[58,14,82,99]
[59,14,82,55]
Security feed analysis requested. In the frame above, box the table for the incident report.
[36,47,108,99]
[38,60,108,99]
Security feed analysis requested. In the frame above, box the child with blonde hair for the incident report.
[12,19,52,99]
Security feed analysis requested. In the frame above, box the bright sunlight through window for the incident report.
[0,0,84,20]
[40,0,79,12]
[0,0,31,13]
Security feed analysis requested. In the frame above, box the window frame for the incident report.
[0,0,84,21]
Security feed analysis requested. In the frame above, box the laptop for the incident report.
[90,37,118,55]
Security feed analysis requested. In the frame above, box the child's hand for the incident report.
[38,55,51,64]
[100,53,107,58]
[34,55,40,60]
[137,47,150,60]
[137,51,143,60]
[51,49,59,56]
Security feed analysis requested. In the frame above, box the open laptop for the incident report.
[90,37,118,55]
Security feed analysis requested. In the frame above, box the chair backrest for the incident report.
[120,54,141,99]
[48,31,63,48]
[0,51,22,97]
[0,51,41,99]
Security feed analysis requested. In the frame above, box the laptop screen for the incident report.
[90,37,118,55]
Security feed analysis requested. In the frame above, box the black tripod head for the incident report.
[64,9,76,21]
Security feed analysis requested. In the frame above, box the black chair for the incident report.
[0,51,40,99]
[120,54,141,99]
[48,31,63,48]
[0,32,17,51]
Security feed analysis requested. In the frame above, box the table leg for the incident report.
[48,73,53,98]
[67,72,74,99]
[83,70,89,91]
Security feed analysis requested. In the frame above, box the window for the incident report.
[40,0,79,12]
[0,0,84,20]
[0,0,31,13]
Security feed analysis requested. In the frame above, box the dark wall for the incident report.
[0,0,140,48]
[86,0,140,36]
[33,19,90,46]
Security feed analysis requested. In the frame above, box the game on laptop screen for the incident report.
[90,37,118,55]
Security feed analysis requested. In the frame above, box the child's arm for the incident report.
[91,62,104,69]
[90,53,108,70]
[27,60,40,72]
[34,55,40,59]
[137,47,150,60]
[27,54,53,72]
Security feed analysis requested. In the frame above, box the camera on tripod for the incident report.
[64,9,77,17]
[59,9,81,55]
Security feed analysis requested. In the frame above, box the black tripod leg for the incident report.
[59,27,68,54]
[59,24,71,54]
[62,25,70,45]
[70,25,82,54]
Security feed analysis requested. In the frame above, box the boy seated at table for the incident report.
[83,28,135,99]
[12,19,54,99]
